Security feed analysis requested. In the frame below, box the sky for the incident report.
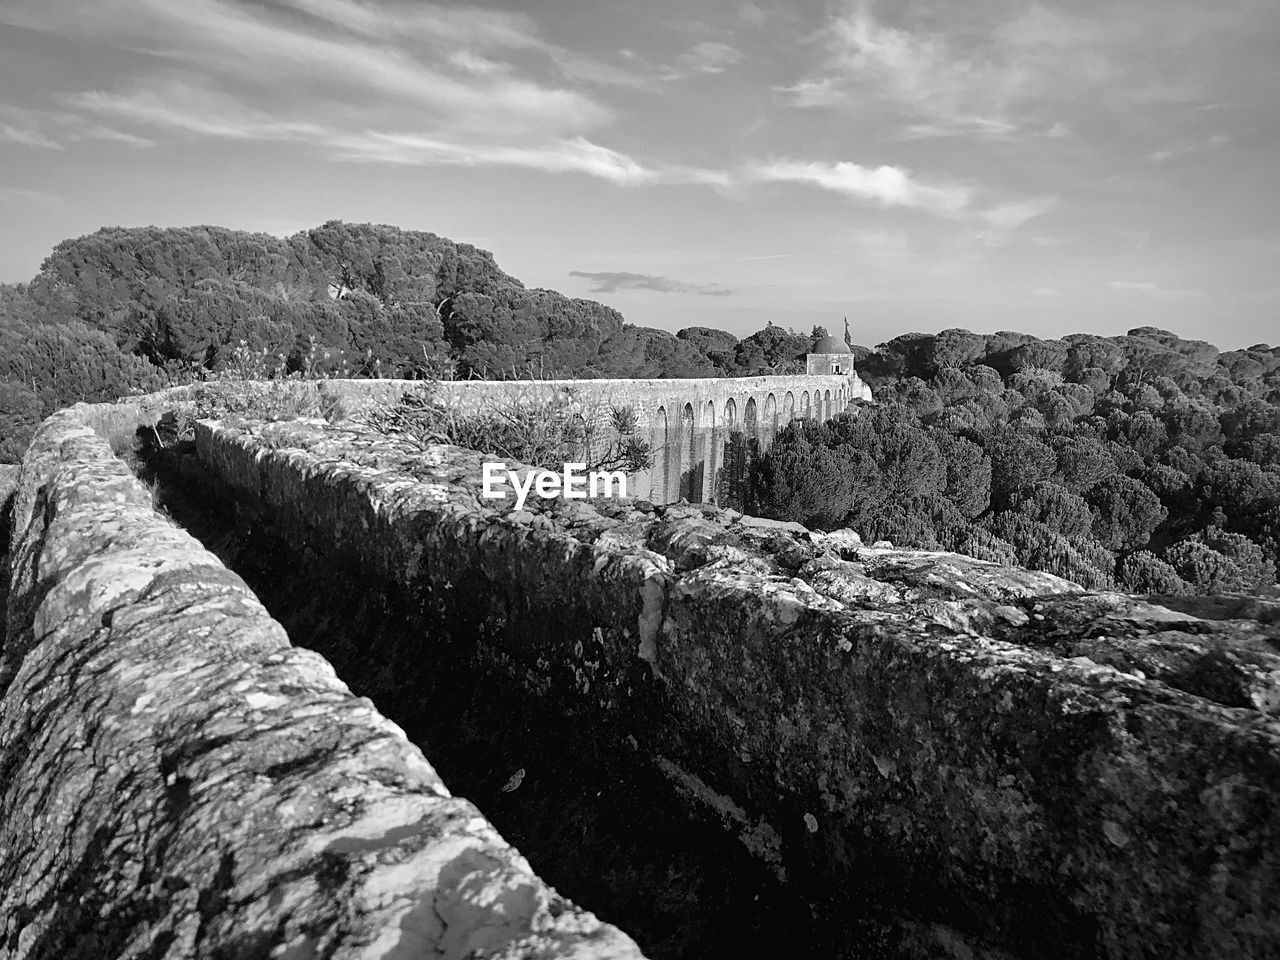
[1,0,1278,350]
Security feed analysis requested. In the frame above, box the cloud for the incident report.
[0,123,62,149]
[680,41,743,76]
[0,105,155,149]
[569,271,734,296]
[17,0,612,140]
[980,197,1058,230]
[68,84,332,142]
[336,133,658,185]
[739,3,768,27]
[747,158,1053,236]
[748,159,971,215]
[780,1,1134,136]
[1109,280,1159,293]
[1149,132,1229,163]
[65,78,727,188]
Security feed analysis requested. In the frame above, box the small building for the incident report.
[804,328,874,403]
[805,334,855,376]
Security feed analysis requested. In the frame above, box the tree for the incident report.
[986,430,1057,508]
[1118,552,1192,595]
[1010,482,1094,539]
[1083,475,1167,552]
[755,429,861,529]
[0,380,41,463]
[933,432,991,518]
[1163,540,1245,594]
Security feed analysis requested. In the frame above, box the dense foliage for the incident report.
[0,222,827,462]
[756,327,1280,596]
[3,223,1277,598]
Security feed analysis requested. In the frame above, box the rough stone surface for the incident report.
[0,464,17,504]
[0,410,645,959]
[186,414,1280,960]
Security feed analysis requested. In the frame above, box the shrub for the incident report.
[362,382,652,474]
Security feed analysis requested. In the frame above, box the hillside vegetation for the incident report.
[758,328,1280,596]
[0,221,821,459]
[1,222,1277,597]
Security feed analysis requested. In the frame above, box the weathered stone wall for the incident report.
[5,383,1280,959]
[0,408,645,959]
[183,415,1280,960]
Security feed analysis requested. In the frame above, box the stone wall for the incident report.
[185,414,1280,959]
[4,385,1280,958]
[0,408,644,959]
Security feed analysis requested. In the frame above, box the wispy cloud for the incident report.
[336,133,658,185]
[679,41,743,76]
[13,0,612,140]
[1149,132,1229,163]
[68,84,331,142]
[570,270,734,296]
[65,78,730,188]
[748,159,970,215]
[0,123,62,149]
[980,197,1058,231]
[746,157,1054,236]
[0,105,151,149]
[779,1,1154,137]
[739,3,768,27]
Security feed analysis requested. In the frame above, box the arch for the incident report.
[744,396,758,441]
[652,405,669,502]
[703,399,717,504]
[678,402,698,502]
[725,396,738,429]
[823,389,832,420]
[763,393,777,448]
[783,391,795,422]
[800,390,810,419]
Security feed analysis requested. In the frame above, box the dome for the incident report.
[810,335,851,355]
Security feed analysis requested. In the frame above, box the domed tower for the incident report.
[805,321,873,402]
[805,333,854,376]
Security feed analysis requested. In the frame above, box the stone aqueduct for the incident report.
[432,371,874,506]
[4,372,1280,960]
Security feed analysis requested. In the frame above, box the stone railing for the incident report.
[3,387,1280,959]
[180,415,1280,960]
[0,407,644,959]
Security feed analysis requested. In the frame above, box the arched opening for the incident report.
[725,397,738,430]
[823,389,832,420]
[744,397,758,442]
[763,394,777,449]
[678,402,698,502]
[652,406,669,502]
[783,391,795,423]
[703,400,717,504]
[800,391,810,419]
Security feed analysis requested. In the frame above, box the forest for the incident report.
[1,222,1277,597]
[756,328,1280,596]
